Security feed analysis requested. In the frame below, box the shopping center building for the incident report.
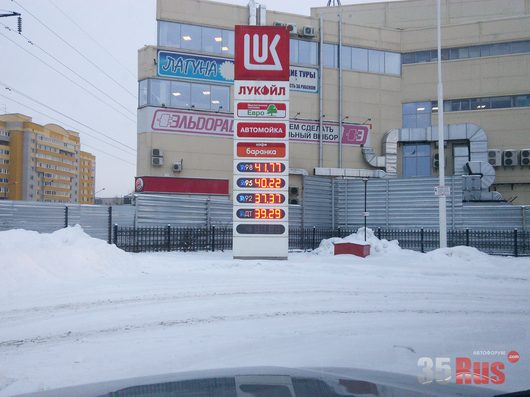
[137,0,530,204]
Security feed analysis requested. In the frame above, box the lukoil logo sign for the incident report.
[235,26,290,81]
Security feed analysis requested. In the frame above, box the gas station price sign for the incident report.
[236,177,286,189]
[236,208,286,220]
[237,162,285,173]
[236,192,285,204]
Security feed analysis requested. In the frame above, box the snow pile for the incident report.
[0,225,134,290]
[426,245,490,262]
[313,227,402,257]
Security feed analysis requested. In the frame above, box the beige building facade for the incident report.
[0,113,96,203]
[137,0,530,203]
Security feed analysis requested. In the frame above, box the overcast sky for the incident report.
[0,0,400,197]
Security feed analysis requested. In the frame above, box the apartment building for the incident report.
[0,113,96,203]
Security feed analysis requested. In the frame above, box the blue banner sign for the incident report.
[157,50,318,93]
[158,51,234,84]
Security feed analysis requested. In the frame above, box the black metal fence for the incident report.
[113,225,529,257]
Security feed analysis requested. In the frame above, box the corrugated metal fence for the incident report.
[0,175,528,243]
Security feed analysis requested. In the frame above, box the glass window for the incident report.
[514,95,530,107]
[139,80,148,107]
[290,39,299,64]
[384,52,401,75]
[221,30,234,55]
[191,83,211,110]
[403,143,431,177]
[351,47,368,72]
[170,81,190,108]
[368,50,384,73]
[415,51,432,63]
[149,79,170,107]
[402,114,416,128]
[322,43,337,68]
[510,40,530,54]
[402,102,418,115]
[468,46,480,58]
[416,113,431,128]
[202,27,222,54]
[210,85,229,111]
[298,40,317,65]
[471,98,490,110]
[340,46,352,70]
[402,53,415,64]
[158,21,180,48]
[490,96,512,109]
[180,24,202,51]
[489,43,511,56]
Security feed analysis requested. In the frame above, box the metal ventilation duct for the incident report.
[464,161,496,189]
[362,123,489,177]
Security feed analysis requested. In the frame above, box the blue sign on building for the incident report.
[158,51,234,84]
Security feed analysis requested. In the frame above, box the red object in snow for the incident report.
[334,242,371,258]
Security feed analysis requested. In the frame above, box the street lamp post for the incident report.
[437,0,447,248]
[362,177,368,242]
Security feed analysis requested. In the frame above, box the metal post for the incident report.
[107,206,113,244]
[437,0,447,248]
[466,228,470,247]
[312,226,316,250]
[514,228,518,257]
[212,225,216,252]
[113,224,118,245]
[338,12,343,168]
[166,224,171,252]
[421,228,425,253]
[64,206,69,228]
[363,178,368,242]
[319,15,324,167]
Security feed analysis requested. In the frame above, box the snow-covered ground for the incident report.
[0,226,529,395]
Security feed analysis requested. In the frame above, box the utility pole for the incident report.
[437,0,447,248]
[0,11,22,34]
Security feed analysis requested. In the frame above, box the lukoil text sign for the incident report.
[234,26,290,81]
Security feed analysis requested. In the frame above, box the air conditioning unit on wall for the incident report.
[300,26,315,37]
[273,21,297,35]
[520,149,530,166]
[488,149,502,167]
[152,148,163,157]
[152,157,163,166]
[503,150,519,166]
[172,161,183,173]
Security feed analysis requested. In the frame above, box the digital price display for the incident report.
[236,162,286,173]
[237,177,286,189]
[237,208,286,220]
[236,224,286,235]
[236,193,285,204]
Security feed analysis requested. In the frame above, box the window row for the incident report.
[322,43,401,75]
[0,149,9,155]
[139,79,231,112]
[158,21,234,56]
[403,94,530,128]
[435,94,530,112]
[402,40,530,64]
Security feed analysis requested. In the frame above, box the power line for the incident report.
[47,0,137,79]
[0,22,136,119]
[12,0,137,99]
[0,30,136,124]
[0,92,136,158]
[0,92,136,167]
[0,82,137,153]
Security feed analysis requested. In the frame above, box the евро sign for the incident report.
[233,25,290,259]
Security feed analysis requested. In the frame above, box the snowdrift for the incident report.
[0,225,134,291]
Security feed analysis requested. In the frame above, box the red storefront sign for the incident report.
[234,26,290,81]
[236,142,286,158]
[135,176,229,195]
[236,122,287,139]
